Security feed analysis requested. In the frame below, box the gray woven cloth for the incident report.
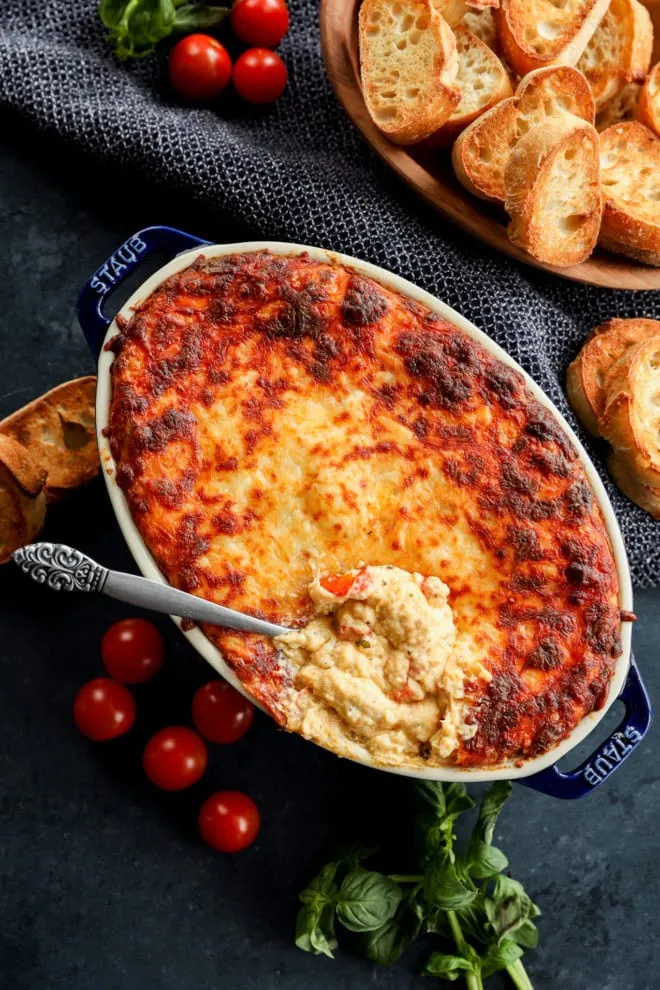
[1,0,658,586]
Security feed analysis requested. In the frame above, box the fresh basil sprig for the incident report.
[99,0,230,60]
[295,781,540,990]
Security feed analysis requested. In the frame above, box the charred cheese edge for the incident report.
[108,252,621,768]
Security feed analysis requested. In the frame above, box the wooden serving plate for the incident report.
[320,0,660,290]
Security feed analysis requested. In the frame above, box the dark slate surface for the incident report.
[0,127,658,990]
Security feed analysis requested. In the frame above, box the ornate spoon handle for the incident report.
[12,543,288,638]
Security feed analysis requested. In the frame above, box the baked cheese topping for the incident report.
[278,565,490,766]
[108,251,622,769]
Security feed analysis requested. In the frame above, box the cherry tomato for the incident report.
[232,48,287,104]
[143,726,208,791]
[168,34,232,101]
[198,791,260,852]
[230,0,289,48]
[73,678,136,742]
[101,618,164,684]
[192,680,254,744]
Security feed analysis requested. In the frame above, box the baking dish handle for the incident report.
[520,658,651,799]
[76,225,211,358]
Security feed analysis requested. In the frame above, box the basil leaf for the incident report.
[454,892,488,945]
[362,888,424,965]
[416,781,474,819]
[481,939,524,979]
[99,0,129,30]
[295,861,343,958]
[485,876,540,944]
[424,952,476,981]
[464,781,512,880]
[424,855,477,911]
[336,869,402,932]
[295,901,337,958]
[173,3,230,30]
[444,783,476,818]
[125,0,176,46]
[299,860,341,903]
[510,918,539,949]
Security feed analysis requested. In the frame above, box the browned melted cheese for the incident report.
[108,252,621,767]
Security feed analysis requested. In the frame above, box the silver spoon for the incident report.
[12,542,289,637]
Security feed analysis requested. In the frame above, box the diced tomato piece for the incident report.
[320,573,357,597]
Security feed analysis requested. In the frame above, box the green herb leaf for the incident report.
[481,939,524,978]
[509,919,539,949]
[125,0,176,47]
[99,0,129,30]
[424,951,477,981]
[453,892,488,945]
[173,3,230,31]
[336,869,402,932]
[424,854,477,911]
[361,888,424,965]
[464,781,512,880]
[485,876,541,945]
[417,781,475,819]
[295,860,342,958]
[295,901,338,958]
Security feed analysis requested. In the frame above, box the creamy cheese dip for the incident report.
[277,565,490,768]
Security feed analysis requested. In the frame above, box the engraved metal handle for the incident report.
[13,543,288,638]
[13,543,108,593]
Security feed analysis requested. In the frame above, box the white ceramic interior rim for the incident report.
[94,240,633,783]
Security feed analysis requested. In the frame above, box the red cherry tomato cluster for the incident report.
[73,619,259,853]
[168,0,289,106]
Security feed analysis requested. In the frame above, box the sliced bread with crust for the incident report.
[359,0,460,144]
[599,336,660,488]
[462,5,498,47]
[425,26,512,145]
[495,0,610,76]
[577,0,653,111]
[596,81,641,129]
[452,66,594,203]
[515,64,595,124]
[638,61,660,134]
[599,121,660,264]
[451,98,517,201]
[0,376,99,502]
[505,113,602,265]
[607,450,660,517]
[0,434,47,564]
[431,0,499,48]
[566,316,660,434]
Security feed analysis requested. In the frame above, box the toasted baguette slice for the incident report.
[577,0,653,111]
[515,65,596,125]
[608,450,660,518]
[599,121,660,264]
[0,435,47,564]
[599,336,660,487]
[451,98,518,201]
[431,0,499,48]
[0,376,99,502]
[462,5,498,47]
[495,0,610,75]
[359,0,460,144]
[505,114,602,265]
[426,26,512,145]
[451,65,594,203]
[638,61,660,134]
[566,317,660,434]
[596,81,641,129]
